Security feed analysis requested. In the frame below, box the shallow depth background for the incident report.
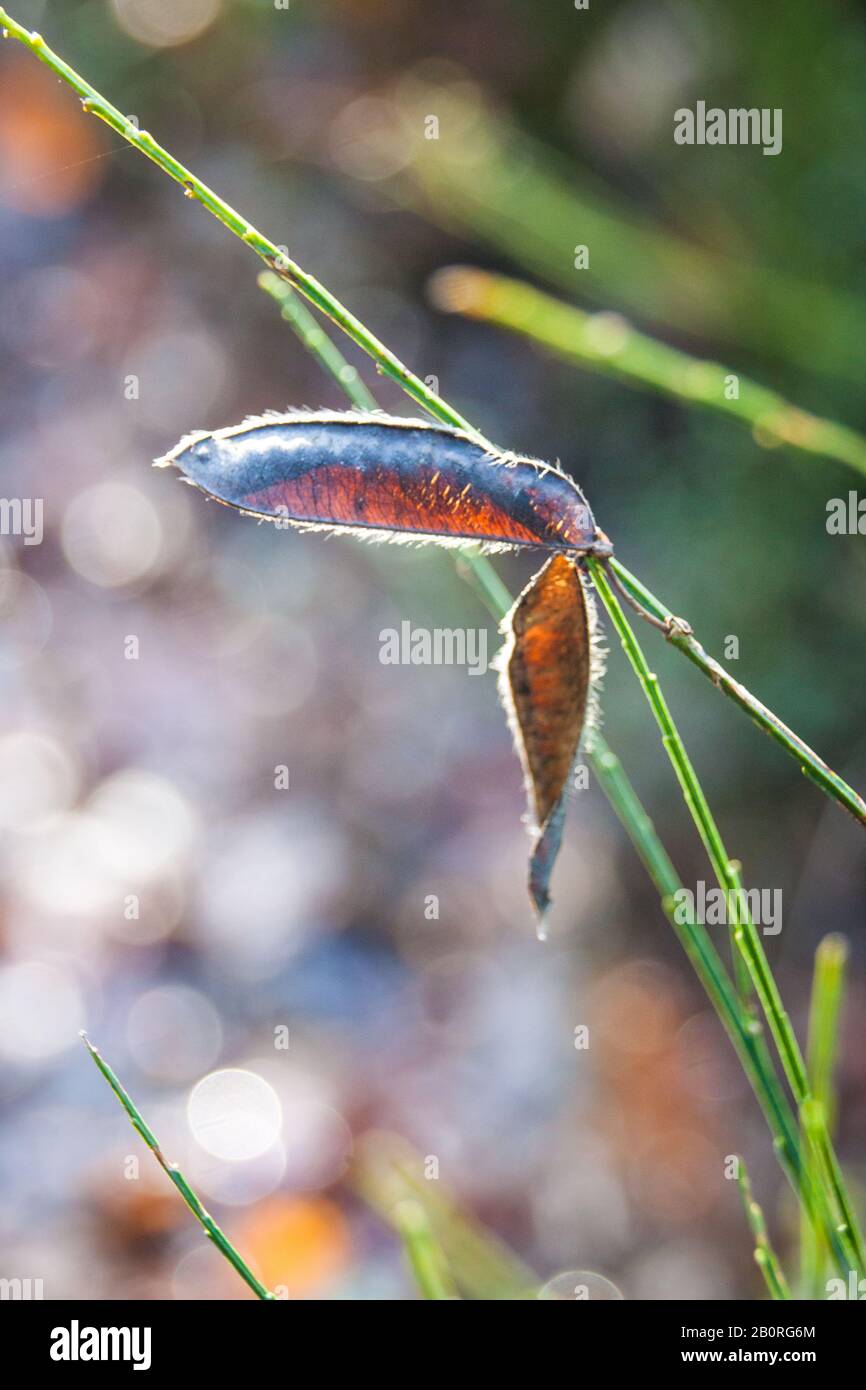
[1,0,865,1300]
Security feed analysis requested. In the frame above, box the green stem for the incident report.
[609,559,866,830]
[81,1033,274,1302]
[738,1160,792,1300]
[353,1133,537,1300]
[257,272,378,412]
[392,1199,459,1300]
[807,934,848,1131]
[587,558,865,1278]
[801,935,848,1295]
[586,732,848,1277]
[0,11,474,435]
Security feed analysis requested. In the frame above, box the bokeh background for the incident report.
[1,0,865,1300]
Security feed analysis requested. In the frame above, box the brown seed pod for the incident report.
[497,553,603,930]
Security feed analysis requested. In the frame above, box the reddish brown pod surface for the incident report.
[499,555,601,928]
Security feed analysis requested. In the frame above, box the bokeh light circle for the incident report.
[62,482,163,588]
[187,1068,282,1161]
[112,0,221,49]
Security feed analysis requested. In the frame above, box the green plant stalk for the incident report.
[807,935,848,1132]
[262,235,851,1283]
[257,272,378,411]
[392,1199,460,1300]
[738,1161,792,1301]
[431,267,866,478]
[3,8,863,838]
[80,1033,274,1302]
[353,1133,537,1300]
[801,935,848,1295]
[587,558,865,1277]
[586,732,848,1277]
[609,561,866,830]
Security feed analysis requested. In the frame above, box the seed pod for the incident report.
[497,553,603,930]
[158,408,610,927]
[156,410,609,557]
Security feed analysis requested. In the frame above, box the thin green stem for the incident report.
[801,935,848,1295]
[0,11,474,436]
[609,559,866,830]
[392,1199,460,1300]
[586,731,848,1277]
[738,1160,792,1301]
[80,1033,274,1302]
[257,272,379,411]
[807,934,848,1132]
[431,267,866,478]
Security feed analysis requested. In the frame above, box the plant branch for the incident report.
[586,731,848,1277]
[81,1033,274,1302]
[257,272,378,411]
[609,560,866,829]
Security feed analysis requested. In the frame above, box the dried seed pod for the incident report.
[497,554,602,930]
[158,409,609,926]
[157,410,609,557]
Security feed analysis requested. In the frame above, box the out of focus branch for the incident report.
[430,266,866,479]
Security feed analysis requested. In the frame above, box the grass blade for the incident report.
[81,1033,274,1302]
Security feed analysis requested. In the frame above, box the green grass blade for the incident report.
[81,1033,274,1301]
